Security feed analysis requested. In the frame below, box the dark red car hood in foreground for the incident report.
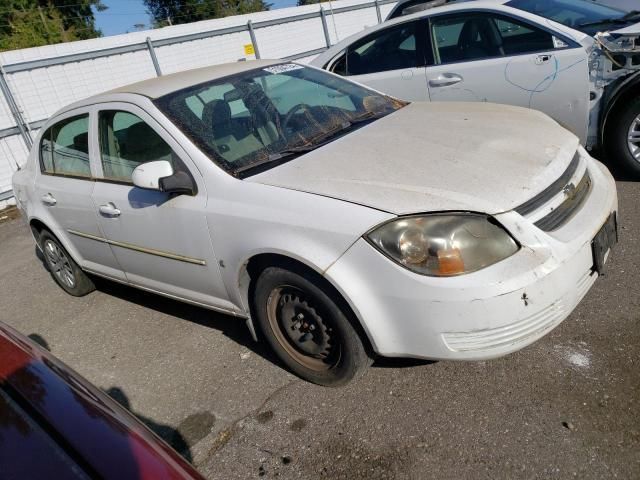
[0,321,204,480]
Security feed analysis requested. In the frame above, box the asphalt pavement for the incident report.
[0,180,638,479]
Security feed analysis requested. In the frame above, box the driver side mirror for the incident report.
[132,160,196,196]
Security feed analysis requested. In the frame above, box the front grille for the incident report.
[534,170,592,232]
[515,152,580,217]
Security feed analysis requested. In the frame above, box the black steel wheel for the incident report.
[253,266,371,386]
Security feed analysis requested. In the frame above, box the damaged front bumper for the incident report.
[324,156,618,361]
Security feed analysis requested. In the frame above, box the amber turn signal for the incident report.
[437,248,465,275]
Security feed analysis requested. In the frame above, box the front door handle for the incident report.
[99,202,121,217]
[428,73,463,87]
[41,193,56,206]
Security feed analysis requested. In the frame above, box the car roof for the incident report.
[312,0,516,66]
[108,59,281,99]
[50,59,283,119]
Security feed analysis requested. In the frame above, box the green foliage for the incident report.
[0,0,106,51]
[144,0,272,27]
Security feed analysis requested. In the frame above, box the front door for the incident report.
[425,11,590,142]
[90,104,235,311]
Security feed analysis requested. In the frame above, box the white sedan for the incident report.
[12,61,617,386]
[311,0,640,175]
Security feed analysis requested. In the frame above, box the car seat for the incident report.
[457,17,503,60]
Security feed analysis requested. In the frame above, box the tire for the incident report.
[252,266,371,387]
[606,96,640,178]
[39,230,95,297]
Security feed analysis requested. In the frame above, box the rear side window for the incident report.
[345,23,418,76]
[98,111,175,183]
[39,114,91,177]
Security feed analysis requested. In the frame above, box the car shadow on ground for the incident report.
[26,332,195,463]
[91,276,277,363]
[35,247,437,374]
[105,386,196,463]
[373,357,437,368]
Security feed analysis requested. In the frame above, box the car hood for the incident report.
[610,21,640,36]
[247,102,579,215]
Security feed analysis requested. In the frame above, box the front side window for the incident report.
[493,17,555,54]
[155,64,405,177]
[40,114,91,177]
[430,12,555,64]
[346,23,418,76]
[99,111,175,182]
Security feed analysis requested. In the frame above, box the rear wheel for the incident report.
[40,231,95,296]
[606,96,640,178]
[252,266,371,386]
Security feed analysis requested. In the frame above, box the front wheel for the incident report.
[40,230,95,297]
[252,266,371,387]
[606,96,640,178]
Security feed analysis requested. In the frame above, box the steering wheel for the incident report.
[282,103,314,133]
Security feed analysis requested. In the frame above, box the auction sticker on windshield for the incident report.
[263,64,304,74]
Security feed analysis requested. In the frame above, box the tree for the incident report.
[144,0,271,27]
[0,0,107,51]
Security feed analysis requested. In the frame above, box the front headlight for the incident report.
[366,213,519,276]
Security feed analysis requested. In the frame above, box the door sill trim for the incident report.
[82,267,245,318]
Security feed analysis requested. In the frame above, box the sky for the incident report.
[94,0,299,36]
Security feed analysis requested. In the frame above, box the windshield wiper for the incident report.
[234,123,351,175]
[579,11,640,28]
[235,112,388,176]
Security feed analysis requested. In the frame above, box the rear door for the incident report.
[425,10,590,142]
[34,109,125,281]
[329,20,431,101]
[90,103,235,311]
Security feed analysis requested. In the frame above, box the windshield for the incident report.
[155,64,405,177]
[507,0,635,36]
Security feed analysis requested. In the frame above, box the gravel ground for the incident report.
[0,181,638,479]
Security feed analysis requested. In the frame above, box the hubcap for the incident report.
[627,114,640,163]
[266,286,339,372]
[44,240,76,289]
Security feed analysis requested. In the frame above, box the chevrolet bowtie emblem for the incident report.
[562,182,577,199]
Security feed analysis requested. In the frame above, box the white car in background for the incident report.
[312,0,640,175]
[12,61,617,386]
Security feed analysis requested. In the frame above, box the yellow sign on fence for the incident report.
[244,44,255,56]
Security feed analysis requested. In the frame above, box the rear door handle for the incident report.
[99,202,121,217]
[41,193,56,206]
[535,54,552,65]
[428,73,463,87]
